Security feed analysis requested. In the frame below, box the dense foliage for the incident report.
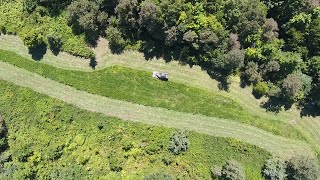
[220,159,246,180]
[168,130,189,155]
[0,80,270,179]
[262,157,287,180]
[286,155,320,180]
[0,49,305,140]
[0,0,319,114]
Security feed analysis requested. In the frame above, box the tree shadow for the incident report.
[261,96,294,113]
[299,91,320,117]
[299,102,320,117]
[206,70,230,91]
[89,58,97,69]
[28,44,47,61]
[109,43,125,54]
[84,31,99,48]
[48,43,61,56]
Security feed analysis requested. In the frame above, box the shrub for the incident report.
[221,159,246,180]
[262,157,286,180]
[168,130,189,155]
[144,172,174,180]
[108,151,123,172]
[122,141,134,152]
[162,154,174,165]
[211,165,222,178]
[20,28,45,49]
[286,155,320,180]
[253,82,270,97]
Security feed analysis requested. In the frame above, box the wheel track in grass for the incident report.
[0,61,315,158]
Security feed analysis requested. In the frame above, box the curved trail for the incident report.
[0,61,314,158]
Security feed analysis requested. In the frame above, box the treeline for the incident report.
[1,0,320,114]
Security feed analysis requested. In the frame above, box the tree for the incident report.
[214,49,245,75]
[308,56,320,78]
[139,0,161,35]
[286,155,320,180]
[144,172,173,180]
[67,0,108,33]
[262,157,287,180]
[253,82,270,97]
[262,18,279,42]
[168,130,189,155]
[223,0,268,45]
[221,159,246,180]
[307,17,320,56]
[228,33,241,51]
[20,27,45,49]
[105,27,126,53]
[115,0,139,31]
[244,61,261,83]
[263,0,318,26]
[281,74,303,100]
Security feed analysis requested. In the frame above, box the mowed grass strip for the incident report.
[2,36,320,156]
[0,50,304,140]
[0,80,270,179]
[0,61,314,158]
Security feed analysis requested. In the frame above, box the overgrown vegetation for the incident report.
[1,0,319,114]
[0,49,305,140]
[0,0,320,178]
[0,80,270,179]
[262,156,320,180]
[0,0,94,59]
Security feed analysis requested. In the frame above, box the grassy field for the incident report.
[2,35,320,155]
[0,49,305,141]
[0,80,271,179]
[0,61,314,159]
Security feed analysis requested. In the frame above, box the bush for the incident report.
[262,157,286,180]
[221,159,246,180]
[144,172,173,180]
[286,155,320,180]
[211,165,222,178]
[20,28,45,49]
[108,151,123,172]
[168,130,189,155]
[253,82,270,97]
[162,154,174,165]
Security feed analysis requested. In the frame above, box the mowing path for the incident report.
[0,61,314,158]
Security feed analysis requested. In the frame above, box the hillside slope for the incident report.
[0,61,314,158]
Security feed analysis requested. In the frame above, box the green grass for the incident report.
[0,59,314,158]
[0,49,305,140]
[0,79,270,179]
